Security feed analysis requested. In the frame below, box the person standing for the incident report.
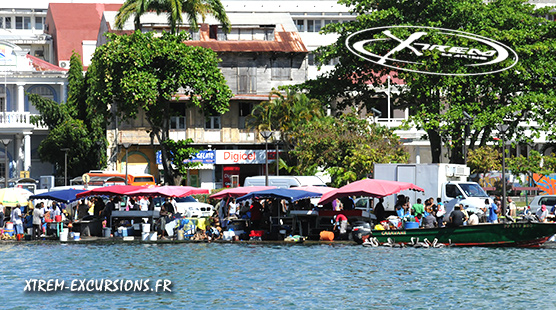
[412,198,425,217]
[32,202,44,239]
[448,205,466,227]
[11,204,24,240]
[507,197,517,218]
[228,198,238,220]
[374,198,386,223]
[333,214,349,240]
[0,203,4,228]
[488,200,498,223]
[436,198,446,227]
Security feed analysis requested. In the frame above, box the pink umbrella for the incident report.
[319,179,424,205]
[126,186,209,198]
[210,186,277,199]
[290,185,336,195]
[76,185,147,199]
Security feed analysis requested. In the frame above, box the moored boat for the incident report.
[363,222,556,248]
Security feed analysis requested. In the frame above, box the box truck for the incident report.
[373,163,493,219]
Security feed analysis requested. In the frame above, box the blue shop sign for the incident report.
[186,150,215,164]
[156,150,215,164]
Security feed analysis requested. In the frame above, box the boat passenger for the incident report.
[487,200,499,223]
[448,205,466,227]
[412,198,425,217]
[436,198,446,227]
[421,206,437,228]
[467,210,479,225]
[374,198,386,223]
[537,205,548,223]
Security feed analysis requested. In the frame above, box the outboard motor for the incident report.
[351,221,372,244]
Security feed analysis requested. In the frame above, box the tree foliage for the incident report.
[506,150,556,184]
[162,139,201,185]
[86,31,232,184]
[292,113,409,187]
[466,146,501,174]
[115,0,231,34]
[29,52,107,178]
[295,0,556,164]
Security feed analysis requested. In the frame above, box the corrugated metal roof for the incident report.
[185,30,307,53]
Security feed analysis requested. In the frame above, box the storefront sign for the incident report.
[156,150,215,165]
[184,150,215,164]
[216,150,273,164]
[346,26,518,76]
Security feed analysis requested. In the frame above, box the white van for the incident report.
[243,175,326,188]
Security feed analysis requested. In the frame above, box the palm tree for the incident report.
[247,89,324,172]
[115,0,230,35]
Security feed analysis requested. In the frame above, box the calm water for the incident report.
[1,241,556,309]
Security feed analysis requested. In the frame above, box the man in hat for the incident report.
[333,213,349,239]
[537,205,549,223]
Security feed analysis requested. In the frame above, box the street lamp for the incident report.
[274,131,280,176]
[122,143,131,185]
[1,139,11,188]
[260,131,273,186]
[61,148,70,186]
[496,123,509,221]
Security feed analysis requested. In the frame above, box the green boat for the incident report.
[370,222,556,247]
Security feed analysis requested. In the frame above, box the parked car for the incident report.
[528,195,556,214]
[153,196,215,218]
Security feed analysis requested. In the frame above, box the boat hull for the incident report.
[371,222,556,248]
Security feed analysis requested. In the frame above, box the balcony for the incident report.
[0,112,45,131]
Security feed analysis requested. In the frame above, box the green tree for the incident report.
[86,31,232,184]
[162,139,201,185]
[29,52,107,178]
[467,146,501,174]
[115,0,231,35]
[246,88,324,172]
[506,150,556,184]
[292,113,409,187]
[296,0,556,164]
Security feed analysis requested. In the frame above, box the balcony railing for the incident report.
[0,112,45,129]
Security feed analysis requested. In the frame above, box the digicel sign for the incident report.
[216,150,268,164]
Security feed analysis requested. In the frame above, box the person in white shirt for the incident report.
[11,204,24,237]
[139,196,149,211]
[467,211,479,225]
[228,198,238,219]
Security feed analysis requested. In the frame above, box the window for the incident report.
[307,20,314,32]
[307,53,315,66]
[16,17,23,29]
[35,16,44,30]
[0,17,3,29]
[24,17,31,29]
[295,20,305,32]
[271,59,291,80]
[170,116,186,129]
[237,67,257,94]
[5,17,11,29]
[314,20,322,32]
[27,86,55,113]
[445,184,463,198]
[238,102,252,129]
[206,115,221,129]
[189,29,200,40]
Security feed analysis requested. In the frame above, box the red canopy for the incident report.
[125,186,209,198]
[210,186,277,199]
[319,179,424,205]
[76,185,147,199]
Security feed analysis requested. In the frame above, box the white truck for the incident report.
[243,175,327,188]
[373,163,493,218]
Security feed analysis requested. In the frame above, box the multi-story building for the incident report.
[97,11,308,188]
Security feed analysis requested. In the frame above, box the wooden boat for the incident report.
[367,222,556,248]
